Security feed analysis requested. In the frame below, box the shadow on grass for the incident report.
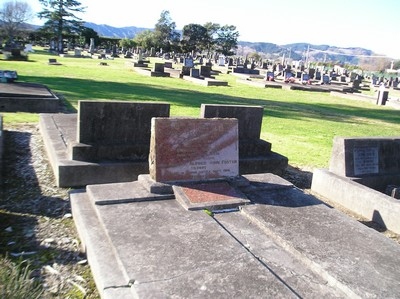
[21,75,400,125]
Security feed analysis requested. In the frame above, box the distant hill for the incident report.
[84,22,150,39]
[81,23,384,64]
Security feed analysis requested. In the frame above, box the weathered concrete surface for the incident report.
[312,168,400,234]
[71,173,400,298]
[241,186,400,298]
[40,114,148,187]
[0,82,60,112]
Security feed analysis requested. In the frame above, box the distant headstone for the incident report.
[153,63,165,73]
[89,38,95,54]
[309,68,315,79]
[285,72,293,79]
[74,48,81,56]
[24,44,34,52]
[301,73,309,81]
[377,85,388,105]
[266,71,274,79]
[184,58,194,68]
[164,62,173,68]
[181,66,191,76]
[200,65,211,77]
[190,68,200,78]
[149,118,239,182]
[322,75,330,84]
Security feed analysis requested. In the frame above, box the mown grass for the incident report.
[2,47,399,168]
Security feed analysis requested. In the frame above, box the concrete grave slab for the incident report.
[240,188,400,298]
[0,82,61,113]
[71,172,400,298]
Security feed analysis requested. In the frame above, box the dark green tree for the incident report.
[203,22,220,55]
[215,25,239,56]
[119,37,136,49]
[80,26,99,46]
[181,23,208,53]
[38,0,85,53]
[153,10,180,52]
[133,29,156,49]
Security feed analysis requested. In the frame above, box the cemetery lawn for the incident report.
[2,47,400,169]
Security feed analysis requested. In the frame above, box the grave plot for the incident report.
[40,100,170,187]
[312,136,400,234]
[0,82,61,113]
[133,62,171,77]
[200,104,288,175]
[71,117,400,298]
[182,65,228,86]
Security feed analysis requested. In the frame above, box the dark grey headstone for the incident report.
[329,137,400,177]
[153,63,164,73]
[200,65,211,77]
[200,104,271,158]
[73,101,170,161]
[190,68,200,78]
[164,62,173,68]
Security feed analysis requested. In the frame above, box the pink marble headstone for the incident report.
[149,118,239,182]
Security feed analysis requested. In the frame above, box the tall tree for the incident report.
[80,26,99,46]
[215,25,239,56]
[38,0,85,53]
[133,29,156,49]
[0,0,33,45]
[204,22,220,55]
[181,23,208,53]
[153,10,180,52]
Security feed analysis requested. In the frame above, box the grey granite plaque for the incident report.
[353,147,379,175]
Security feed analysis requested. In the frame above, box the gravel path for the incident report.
[1,123,99,298]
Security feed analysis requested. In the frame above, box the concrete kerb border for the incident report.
[311,168,400,234]
[39,114,148,187]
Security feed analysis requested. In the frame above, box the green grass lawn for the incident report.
[2,47,399,168]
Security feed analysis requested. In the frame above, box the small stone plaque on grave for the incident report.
[353,147,379,175]
[173,181,249,211]
[149,118,239,182]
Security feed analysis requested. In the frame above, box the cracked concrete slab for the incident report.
[240,188,400,298]
[71,173,400,298]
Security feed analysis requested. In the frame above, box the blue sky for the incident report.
[24,0,399,59]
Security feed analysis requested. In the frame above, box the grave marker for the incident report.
[149,118,239,182]
[71,101,170,162]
